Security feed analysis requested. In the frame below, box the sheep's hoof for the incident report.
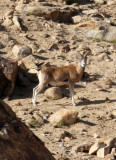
[32,98,36,107]
[73,103,77,106]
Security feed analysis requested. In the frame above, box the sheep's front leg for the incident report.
[69,82,77,106]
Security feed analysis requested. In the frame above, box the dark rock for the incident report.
[0,100,55,160]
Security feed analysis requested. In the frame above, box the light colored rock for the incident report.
[94,0,105,4]
[112,106,116,110]
[94,133,100,139]
[82,9,98,15]
[107,0,116,5]
[15,4,26,13]
[12,44,32,60]
[89,142,106,155]
[86,29,105,39]
[111,148,116,155]
[97,146,110,158]
[86,26,116,41]
[105,26,116,41]
[44,87,62,100]
[49,108,78,127]
[72,15,82,24]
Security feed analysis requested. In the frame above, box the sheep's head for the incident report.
[77,45,92,59]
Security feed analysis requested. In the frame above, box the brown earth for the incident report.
[0,0,116,159]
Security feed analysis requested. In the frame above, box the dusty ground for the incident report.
[0,0,116,159]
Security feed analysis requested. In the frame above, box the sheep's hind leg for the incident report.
[32,83,46,106]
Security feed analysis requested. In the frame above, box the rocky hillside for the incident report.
[0,0,116,159]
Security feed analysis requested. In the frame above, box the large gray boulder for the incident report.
[15,3,79,23]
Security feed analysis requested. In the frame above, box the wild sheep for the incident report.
[32,45,92,106]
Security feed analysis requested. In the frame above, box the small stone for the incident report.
[58,131,73,139]
[72,142,92,153]
[82,9,98,15]
[0,42,4,49]
[62,45,70,53]
[97,146,110,158]
[15,102,22,106]
[72,15,82,24]
[26,117,44,127]
[94,133,100,139]
[110,111,116,118]
[33,113,44,125]
[49,43,58,51]
[112,106,116,110]
[111,148,116,155]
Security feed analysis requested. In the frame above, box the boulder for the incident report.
[18,55,38,71]
[44,87,62,100]
[12,44,32,60]
[49,108,78,127]
[86,26,116,42]
[15,3,79,23]
[0,69,9,97]
[105,26,116,41]
[17,71,31,87]
[0,57,18,97]
[0,100,55,160]
[18,55,39,82]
